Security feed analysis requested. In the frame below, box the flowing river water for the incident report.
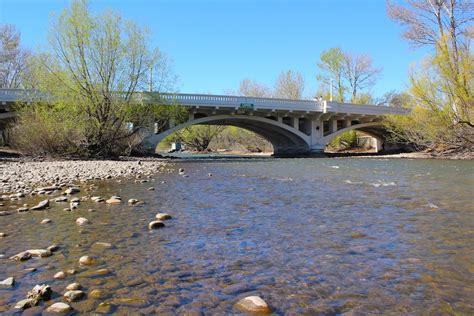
[1,158,473,315]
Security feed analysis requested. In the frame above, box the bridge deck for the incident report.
[0,89,407,117]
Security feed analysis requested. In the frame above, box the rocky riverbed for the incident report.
[0,158,170,195]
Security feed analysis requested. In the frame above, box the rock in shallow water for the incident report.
[0,276,14,287]
[65,282,81,291]
[105,198,121,204]
[31,199,49,211]
[65,187,80,195]
[235,296,271,314]
[41,218,52,224]
[76,217,89,225]
[64,290,85,302]
[79,255,95,265]
[54,271,66,279]
[148,220,165,229]
[46,302,72,313]
[155,213,172,221]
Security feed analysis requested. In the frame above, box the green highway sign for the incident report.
[239,103,254,109]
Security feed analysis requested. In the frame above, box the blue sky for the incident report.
[1,0,428,98]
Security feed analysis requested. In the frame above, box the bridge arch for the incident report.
[321,121,387,151]
[143,114,311,155]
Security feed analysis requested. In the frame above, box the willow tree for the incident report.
[13,0,176,157]
[385,0,473,153]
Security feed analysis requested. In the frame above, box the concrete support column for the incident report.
[277,115,283,123]
[331,119,338,133]
[188,112,194,121]
[292,117,299,130]
[346,119,352,128]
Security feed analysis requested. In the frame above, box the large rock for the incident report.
[27,284,52,302]
[155,213,172,221]
[0,276,14,287]
[235,296,271,314]
[46,302,72,313]
[64,290,85,302]
[148,220,165,230]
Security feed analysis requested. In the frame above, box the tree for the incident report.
[238,79,272,97]
[0,24,30,88]
[386,0,473,153]
[13,0,177,157]
[343,52,381,101]
[274,69,304,99]
[316,47,347,102]
[172,125,226,152]
[316,47,381,103]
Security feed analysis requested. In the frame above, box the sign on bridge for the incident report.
[239,103,254,109]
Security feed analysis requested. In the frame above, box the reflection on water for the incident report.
[1,158,473,314]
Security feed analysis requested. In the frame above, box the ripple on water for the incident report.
[0,158,473,314]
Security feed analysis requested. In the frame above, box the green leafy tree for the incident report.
[12,0,178,157]
[386,0,473,153]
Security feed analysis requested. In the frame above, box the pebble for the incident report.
[66,283,81,291]
[89,289,103,299]
[147,187,155,191]
[46,302,72,313]
[17,207,29,212]
[128,199,139,205]
[31,199,49,210]
[93,242,113,248]
[64,290,85,302]
[155,213,172,221]
[65,187,81,195]
[41,218,52,224]
[76,217,90,225]
[148,220,165,229]
[105,198,121,204]
[54,196,68,202]
[0,232,7,237]
[79,255,95,265]
[54,271,66,279]
[235,296,271,313]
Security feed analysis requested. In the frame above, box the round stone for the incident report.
[235,296,271,314]
[46,302,72,313]
[63,290,85,302]
[155,213,172,221]
[79,255,95,265]
[66,283,81,291]
[76,217,89,225]
[148,221,165,230]
[54,271,66,279]
[41,218,52,224]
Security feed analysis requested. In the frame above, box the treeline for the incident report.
[0,0,472,156]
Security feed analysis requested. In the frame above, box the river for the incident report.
[1,158,473,314]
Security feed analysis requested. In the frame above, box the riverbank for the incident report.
[0,158,169,195]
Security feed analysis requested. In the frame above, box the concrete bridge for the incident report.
[0,89,407,155]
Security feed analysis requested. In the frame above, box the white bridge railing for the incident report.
[148,93,323,112]
[0,89,407,116]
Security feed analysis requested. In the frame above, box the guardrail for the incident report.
[148,93,322,112]
[0,89,408,116]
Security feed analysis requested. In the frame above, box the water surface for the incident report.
[1,158,473,314]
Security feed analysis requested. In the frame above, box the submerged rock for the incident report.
[89,289,103,299]
[235,296,271,314]
[54,196,68,203]
[46,302,72,313]
[155,213,172,221]
[148,220,165,230]
[10,249,52,261]
[128,199,139,205]
[64,290,85,302]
